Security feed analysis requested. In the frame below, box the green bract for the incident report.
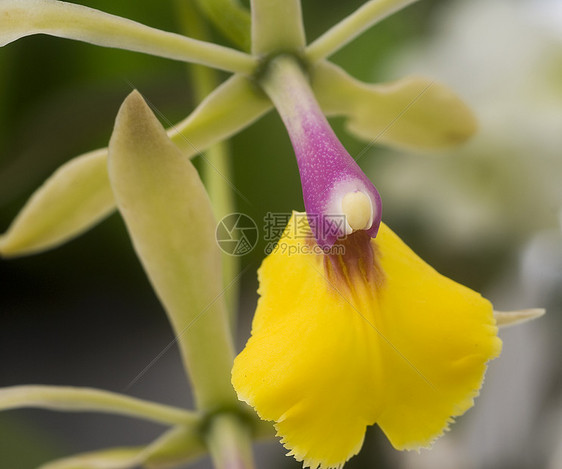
[108,91,237,411]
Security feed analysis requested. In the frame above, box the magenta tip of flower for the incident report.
[291,93,382,248]
[299,138,383,248]
[261,55,382,248]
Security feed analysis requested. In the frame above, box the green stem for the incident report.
[250,0,306,55]
[0,385,198,426]
[206,414,255,469]
[199,141,240,325]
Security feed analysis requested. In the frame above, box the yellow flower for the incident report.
[232,212,502,469]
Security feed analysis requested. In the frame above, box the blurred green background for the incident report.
[1,1,561,468]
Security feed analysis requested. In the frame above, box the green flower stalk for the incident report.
[0,1,544,468]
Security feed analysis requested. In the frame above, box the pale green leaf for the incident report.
[39,448,143,469]
[0,385,197,425]
[306,0,420,62]
[250,0,305,55]
[0,0,256,73]
[312,61,478,151]
[0,74,270,258]
[168,74,271,154]
[194,0,251,51]
[494,308,545,328]
[0,149,113,257]
[38,425,206,469]
[144,425,205,469]
[108,91,237,411]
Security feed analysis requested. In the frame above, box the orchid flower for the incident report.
[230,54,539,468]
[0,1,544,468]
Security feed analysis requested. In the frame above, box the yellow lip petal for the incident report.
[232,213,501,468]
[372,225,501,449]
[233,214,382,468]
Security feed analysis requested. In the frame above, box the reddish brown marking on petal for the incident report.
[324,231,384,297]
